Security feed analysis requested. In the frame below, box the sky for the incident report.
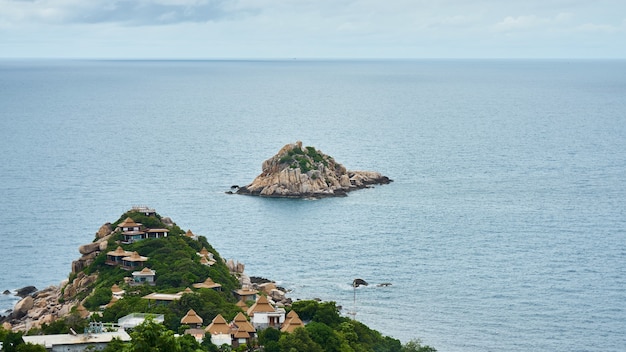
[1,0,625,59]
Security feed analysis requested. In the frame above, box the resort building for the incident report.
[142,288,194,305]
[23,330,131,351]
[121,252,148,270]
[122,230,145,243]
[192,277,222,291]
[111,284,125,299]
[184,229,198,240]
[118,313,164,329]
[281,311,304,333]
[184,328,206,343]
[117,217,142,232]
[234,286,258,303]
[105,246,133,266]
[230,312,256,347]
[145,228,169,239]
[180,309,203,329]
[199,256,216,266]
[131,206,156,217]
[247,295,286,330]
[131,267,156,286]
[205,314,232,347]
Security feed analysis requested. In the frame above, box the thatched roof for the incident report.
[236,299,248,311]
[118,217,140,228]
[192,277,221,289]
[205,314,231,334]
[107,246,131,257]
[281,315,304,333]
[181,309,203,325]
[232,312,256,333]
[247,295,275,316]
[122,251,148,262]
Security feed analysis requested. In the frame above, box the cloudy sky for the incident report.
[1,0,624,59]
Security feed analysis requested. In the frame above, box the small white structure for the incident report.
[111,284,125,299]
[118,313,165,329]
[145,228,169,239]
[184,229,198,240]
[118,217,142,232]
[132,267,156,285]
[23,330,131,352]
[131,206,156,216]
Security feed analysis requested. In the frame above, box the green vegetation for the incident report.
[62,210,240,333]
[0,326,46,352]
[278,145,330,173]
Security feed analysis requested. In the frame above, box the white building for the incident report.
[117,313,165,329]
[23,330,131,352]
[247,295,285,330]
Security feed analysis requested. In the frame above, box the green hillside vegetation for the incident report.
[278,144,332,173]
[18,210,436,352]
[78,211,240,330]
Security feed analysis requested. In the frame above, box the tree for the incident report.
[2,331,25,352]
[100,337,129,352]
[128,318,179,352]
[258,327,281,352]
[279,328,323,352]
[312,302,343,327]
[401,339,437,352]
[15,343,47,352]
[305,322,342,352]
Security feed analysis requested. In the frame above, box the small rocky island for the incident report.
[232,141,392,198]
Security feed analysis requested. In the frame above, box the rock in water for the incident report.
[235,141,392,198]
[16,286,37,298]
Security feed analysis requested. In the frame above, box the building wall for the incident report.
[51,342,107,352]
[211,333,231,347]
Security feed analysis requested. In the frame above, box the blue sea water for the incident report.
[0,59,625,351]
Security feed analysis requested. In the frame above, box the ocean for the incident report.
[0,59,624,351]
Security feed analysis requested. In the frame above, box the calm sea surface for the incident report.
[0,59,625,351]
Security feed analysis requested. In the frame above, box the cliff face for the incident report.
[235,141,392,198]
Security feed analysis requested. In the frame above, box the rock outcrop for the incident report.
[234,141,392,198]
[71,226,112,275]
[2,284,78,331]
[95,222,113,239]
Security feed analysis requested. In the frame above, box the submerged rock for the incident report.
[235,141,392,198]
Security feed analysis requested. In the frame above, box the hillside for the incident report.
[2,208,435,352]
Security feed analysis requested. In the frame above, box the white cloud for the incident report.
[0,0,257,26]
[576,20,625,34]
[1,0,625,58]
[493,14,556,32]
